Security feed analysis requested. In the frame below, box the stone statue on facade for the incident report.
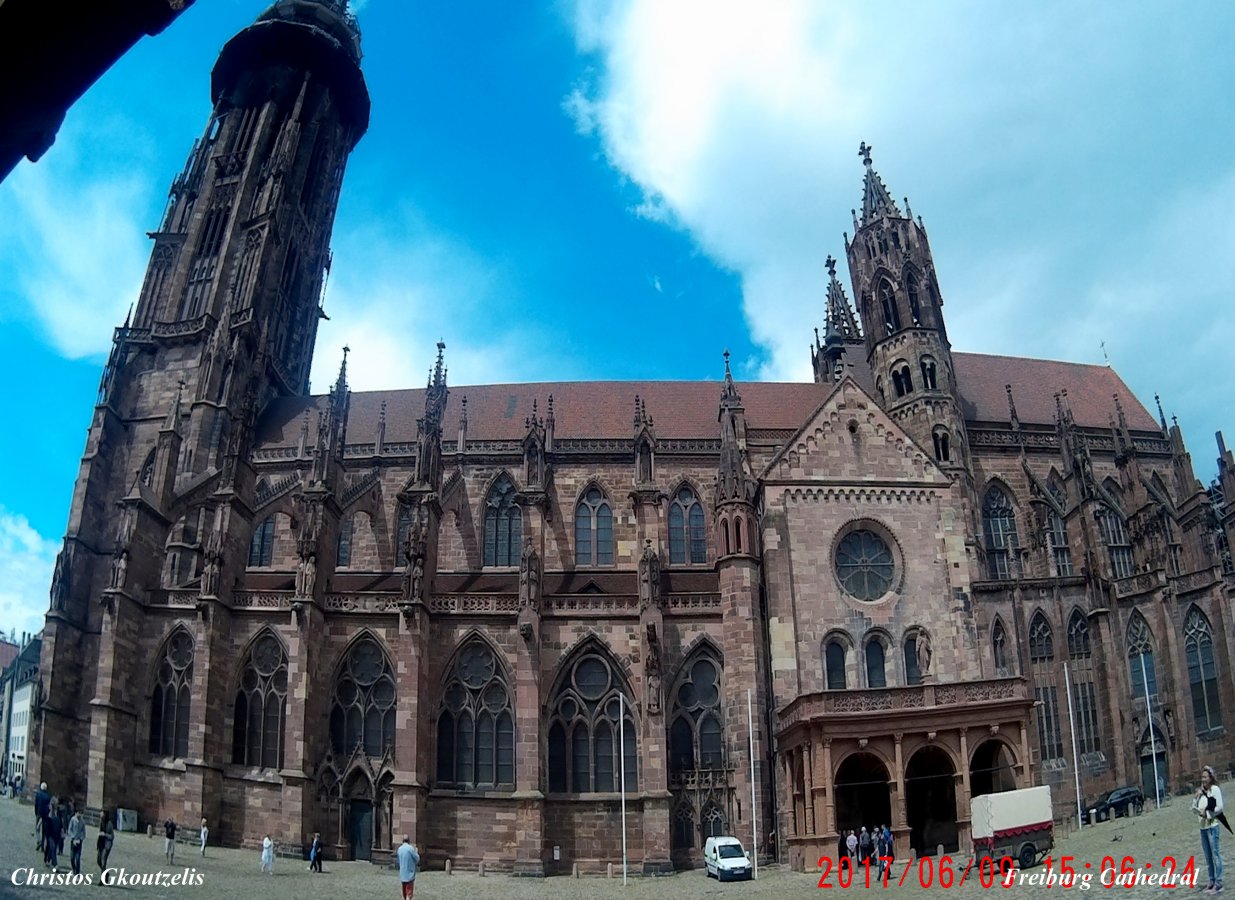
[638,539,661,612]
[916,632,933,676]
[110,549,129,590]
[296,552,318,598]
[645,624,662,715]
[518,539,541,611]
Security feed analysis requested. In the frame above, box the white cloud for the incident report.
[0,509,57,640]
[0,132,152,357]
[565,0,1235,473]
[309,203,556,394]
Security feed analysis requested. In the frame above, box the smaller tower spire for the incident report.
[721,349,741,406]
[1155,393,1168,434]
[163,378,186,435]
[858,141,903,226]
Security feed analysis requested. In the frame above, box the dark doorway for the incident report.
[905,746,958,856]
[1138,725,1168,801]
[969,740,1017,798]
[348,799,373,861]
[834,753,892,840]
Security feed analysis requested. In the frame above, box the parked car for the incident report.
[704,836,753,881]
[1088,786,1145,821]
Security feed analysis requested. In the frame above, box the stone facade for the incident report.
[28,0,1235,878]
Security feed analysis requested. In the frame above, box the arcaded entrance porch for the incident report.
[775,677,1033,871]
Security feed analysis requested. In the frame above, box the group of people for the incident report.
[31,782,115,876]
[842,824,895,878]
[162,817,210,864]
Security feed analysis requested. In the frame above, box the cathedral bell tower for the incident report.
[127,0,369,479]
[845,142,971,477]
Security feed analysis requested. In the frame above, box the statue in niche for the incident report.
[636,441,653,485]
[296,553,318,598]
[110,550,129,590]
[518,539,541,611]
[638,540,661,611]
[645,625,662,715]
[916,632,933,677]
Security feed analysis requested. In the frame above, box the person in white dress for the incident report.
[260,834,274,874]
[199,818,208,857]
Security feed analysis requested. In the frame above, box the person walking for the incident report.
[309,832,323,873]
[199,818,208,857]
[397,835,421,899]
[33,782,50,852]
[1195,766,1225,893]
[67,809,85,876]
[859,826,871,864]
[97,809,115,871]
[164,818,177,865]
[260,834,274,874]
[44,801,63,872]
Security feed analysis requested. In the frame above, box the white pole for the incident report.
[620,692,628,885]
[1140,655,1162,809]
[1063,662,1084,823]
[748,688,758,880]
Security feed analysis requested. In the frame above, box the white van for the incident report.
[704,835,752,881]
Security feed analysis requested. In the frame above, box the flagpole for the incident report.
[620,692,628,885]
[1140,656,1161,809]
[1063,662,1083,823]
[748,688,758,880]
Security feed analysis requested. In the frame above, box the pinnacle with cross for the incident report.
[859,141,873,166]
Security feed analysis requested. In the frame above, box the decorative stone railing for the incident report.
[544,594,638,614]
[152,314,213,340]
[777,677,1028,730]
[1172,568,1219,595]
[1114,569,1165,598]
[666,593,722,612]
[429,594,518,614]
[212,150,247,177]
[668,766,735,792]
[232,592,292,609]
[323,593,402,613]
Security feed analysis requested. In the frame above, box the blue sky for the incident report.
[0,0,1232,635]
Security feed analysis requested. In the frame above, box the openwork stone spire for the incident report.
[859,141,903,226]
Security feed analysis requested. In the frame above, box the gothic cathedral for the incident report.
[30,0,1235,873]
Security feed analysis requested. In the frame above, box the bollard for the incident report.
[478,861,485,877]
[445,859,452,876]
[146,824,154,838]
[1089,809,1096,826]
[573,863,581,879]
[937,844,945,859]
[608,862,614,879]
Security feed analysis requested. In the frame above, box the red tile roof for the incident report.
[254,353,1158,448]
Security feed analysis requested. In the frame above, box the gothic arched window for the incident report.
[1185,608,1222,733]
[672,803,696,851]
[1126,613,1158,699]
[248,516,275,567]
[337,514,354,568]
[982,486,1019,580]
[879,279,901,335]
[149,629,193,758]
[1048,510,1073,576]
[907,273,922,326]
[232,633,287,768]
[547,651,637,793]
[669,486,707,565]
[1028,612,1054,662]
[436,640,515,788]
[866,637,887,688]
[1067,610,1090,659]
[669,651,725,780]
[330,637,397,757]
[575,487,614,566]
[992,619,1009,674]
[1098,506,1134,580]
[483,475,522,567]
[825,640,847,689]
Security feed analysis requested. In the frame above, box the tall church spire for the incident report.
[812,255,862,383]
[858,142,902,226]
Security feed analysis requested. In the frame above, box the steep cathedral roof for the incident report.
[255,353,1158,448]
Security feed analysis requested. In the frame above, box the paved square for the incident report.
[0,796,1211,898]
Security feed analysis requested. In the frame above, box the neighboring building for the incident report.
[29,0,1235,875]
[3,635,42,785]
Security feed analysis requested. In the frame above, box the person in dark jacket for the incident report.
[97,809,115,871]
[33,782,50,851]
[44,801,63,872]
[309,832,324,873]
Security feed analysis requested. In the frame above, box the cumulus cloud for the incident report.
[0,509,57,639]
[309,202,559,394]
[0,123,152,357]
[564,0,1235,471]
